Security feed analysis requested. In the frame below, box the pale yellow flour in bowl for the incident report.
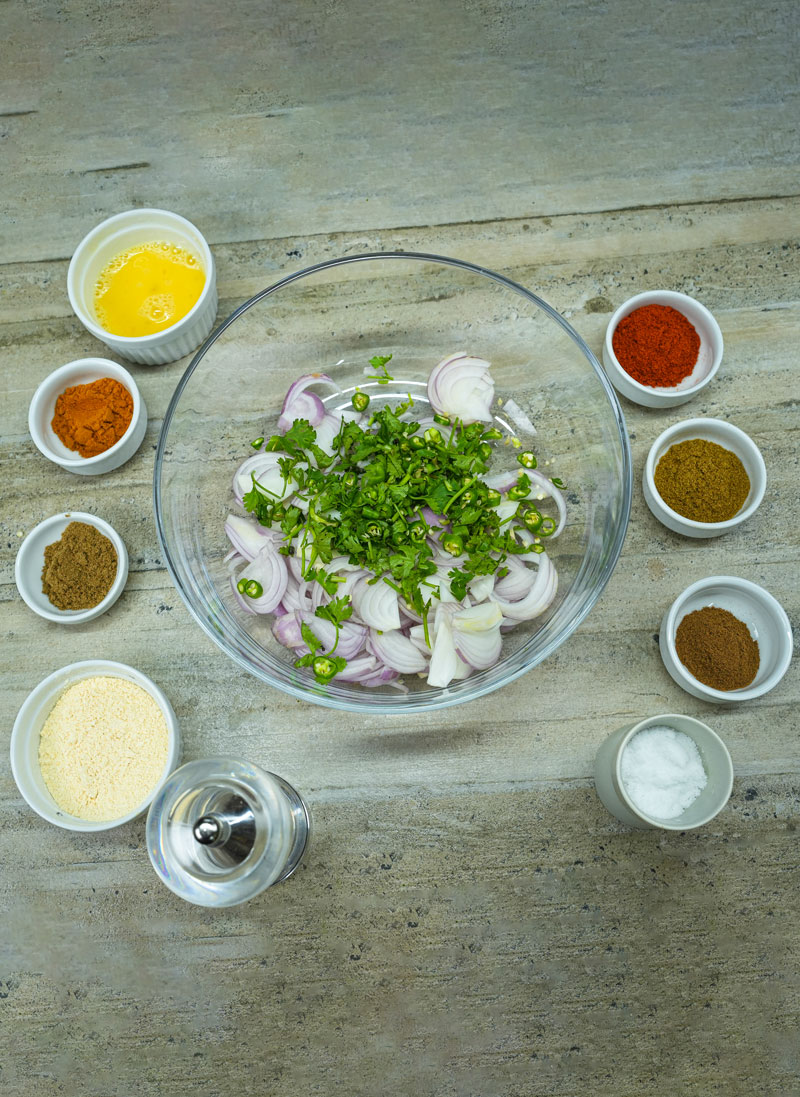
[38,676,169,822]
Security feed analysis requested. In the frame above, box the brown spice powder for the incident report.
[654,438,750,523]
[675,606,759,691]
[42,521,118,610]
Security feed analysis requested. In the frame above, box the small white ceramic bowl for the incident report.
[594,713,734,830]
[10,660,181,832]
[643,418,767,538]
[28,357,147,475]
[603,290,723,408]
[67,208,218,365]
[15,512,128,624]
[660,576,793,703]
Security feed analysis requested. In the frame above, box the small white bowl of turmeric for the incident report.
[10,660,181,832]
[28,357,147,475]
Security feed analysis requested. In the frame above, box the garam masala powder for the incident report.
[42,521,118,610]
[675,606,760,691]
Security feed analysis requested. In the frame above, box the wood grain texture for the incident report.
[1,2,798,1094]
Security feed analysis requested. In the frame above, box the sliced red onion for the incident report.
[427,353,494,424]
[224,550,247,576]
[490,553,556,620]
[233,452,298,506]
[494,559,537,600]
[330,655,379,682]
[314,413,345,455]
[454,628,502,670]
[297,613,367,660]
[234,543,290,614]
[277,373,338,432]
[493,500,518,522]
[427,607,458,687]
[501,398,537,436]
[452,601,503,632]
[230,578,258,616]
[449,602,503,670]
[367,629,428,673]
[351,577,401,631]
[272,612,304,649]
[482,469,518,493]
[525,470,567,536]
[468,573,495,602]
[224,514,280,561]
[360,666,401,687]
[399,599,423,624]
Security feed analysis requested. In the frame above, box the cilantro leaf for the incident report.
[365,354,394,384]
[315,596,353,628]
[300,622,324,653]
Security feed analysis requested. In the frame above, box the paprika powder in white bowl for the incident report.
[28,358,147,475]
[643,418,766,538]
[603,290,723,408]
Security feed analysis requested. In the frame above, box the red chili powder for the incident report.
[612,303,700,387]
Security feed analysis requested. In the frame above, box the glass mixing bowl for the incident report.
[155,253,631,713]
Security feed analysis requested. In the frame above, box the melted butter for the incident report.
[94,241,205,337]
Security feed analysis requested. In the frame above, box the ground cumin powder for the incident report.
[654,438,750,523]
[42,521,118,610]
[675,606,759,690]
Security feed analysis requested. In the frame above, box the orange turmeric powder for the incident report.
[52,377,133,458]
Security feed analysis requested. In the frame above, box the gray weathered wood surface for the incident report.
[2,2,798,1095]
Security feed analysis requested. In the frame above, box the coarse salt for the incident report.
[39,676,169,822]
[619,724,707,821]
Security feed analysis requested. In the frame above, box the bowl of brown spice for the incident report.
[28,357,147,475]
[643,418,767,538]
[659,576,793,703]
[15,512,128,624]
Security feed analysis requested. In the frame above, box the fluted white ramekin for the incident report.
[67,208,218,365]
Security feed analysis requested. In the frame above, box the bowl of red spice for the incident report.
[643,417,767,538]
[28,357,147,475]
[603,290,723,408]
[659,576,793,703]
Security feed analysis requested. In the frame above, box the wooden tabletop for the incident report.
[2,3,798,1094]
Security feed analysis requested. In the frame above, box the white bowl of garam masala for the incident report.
[11,661,181,832]
[659,576,793,704]
[15,512,128,624]
[643,418,767,538]
[28,357,147,475]
[603,290,723,408]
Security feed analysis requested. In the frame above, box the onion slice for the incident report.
[490,554,556,620]
[277,373,338,432]
[224,514,279,561]
[367,628,428,673]
[234,542,289,614]
[351,577,401,631]
[427,353,495,424]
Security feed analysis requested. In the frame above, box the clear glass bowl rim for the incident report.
[154,250,632,713]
